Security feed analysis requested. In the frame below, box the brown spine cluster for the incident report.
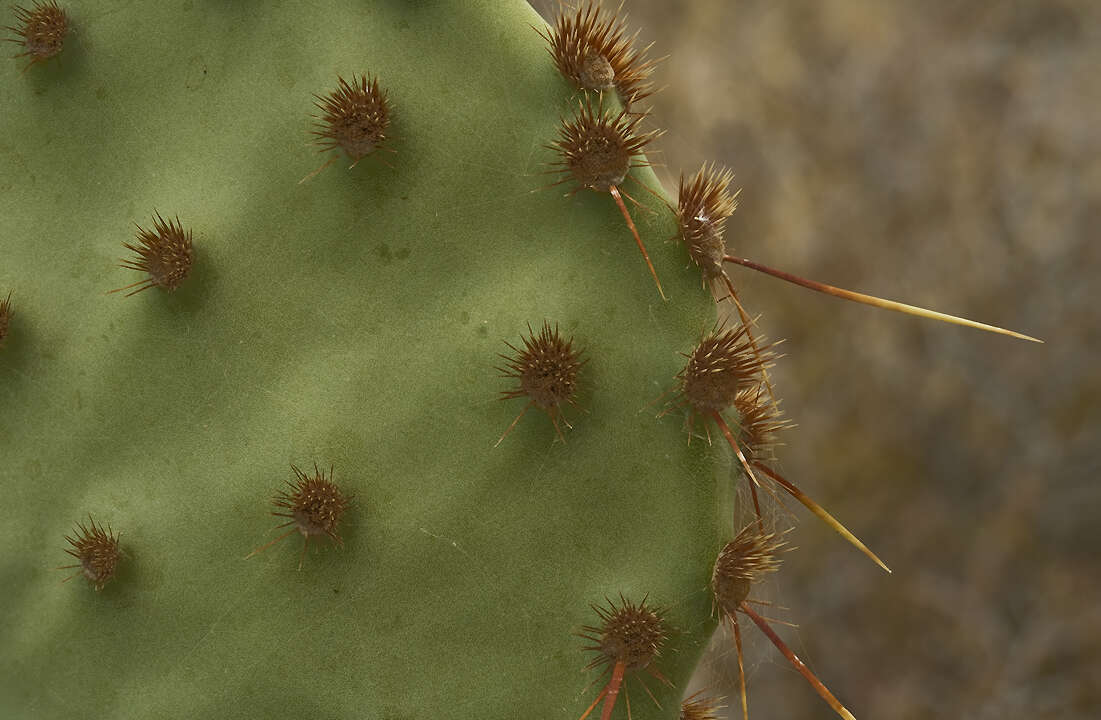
[675,324,776,417]
[0,291,11,346]
[578,594,670,719]
[310,74,392,167]
[495,321,585,445]
[60,517,121,591]
[247,464,350,570]
[676,164,738,283]
[583,595,666,671]
[111,212,194,297]
[5,1,67,71]
[538,0,659,106]
[548,95,657,193]
[679,691,725,720]
[711,525,785,617]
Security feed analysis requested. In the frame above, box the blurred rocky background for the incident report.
[530,1,1099,717]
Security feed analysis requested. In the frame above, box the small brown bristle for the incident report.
[110,212,194,297]
[247,464,350,569]
[311,74,392,167]
[548,95,658,193]
[6,1,67,70]
[676,164,738,281]
[733,385,793,464]
[711,525,785,616]
[679,691,725,720]
[580,594,667,672]
[495,321,586,444]
[0,291,12,346]
[538,0,659,106]
[60,516,120,591]
[677,324,777,415]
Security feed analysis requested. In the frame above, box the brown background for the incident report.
[530,1,1099,717]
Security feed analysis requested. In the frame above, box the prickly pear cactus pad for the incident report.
[0,2,728,718]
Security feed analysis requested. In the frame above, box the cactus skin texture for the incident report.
[0,2,730,718]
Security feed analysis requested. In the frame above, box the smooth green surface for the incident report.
[0,1,728,717]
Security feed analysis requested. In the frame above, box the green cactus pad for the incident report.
[0,1,729,718]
